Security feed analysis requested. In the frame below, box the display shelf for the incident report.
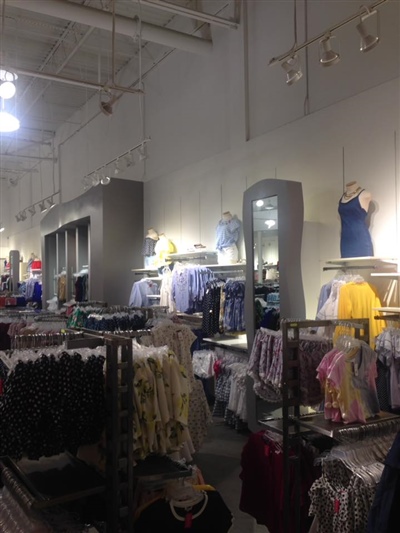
[131,268,158,274]
[373,307,400,313]
[371,272,400,277]
[325,257,398,265]
[203,334,248,353]
[133,456,192,482]
[297,411,400,439]
[258,418,309,435]
[166,250,217,260]
[0,453,105,510]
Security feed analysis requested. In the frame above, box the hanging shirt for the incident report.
[336,281,384,348]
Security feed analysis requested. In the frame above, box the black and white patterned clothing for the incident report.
[142,236,157,257]
[0,351,106,460]
[309,460,376,533]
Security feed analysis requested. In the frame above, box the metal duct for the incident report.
[10,0,212,55]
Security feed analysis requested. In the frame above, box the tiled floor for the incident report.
[194,418,268,533]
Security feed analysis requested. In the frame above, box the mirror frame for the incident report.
[243,179,306,430]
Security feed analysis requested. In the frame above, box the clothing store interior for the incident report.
[0,0,400,531]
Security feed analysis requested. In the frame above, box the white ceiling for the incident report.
[0,0,237,183]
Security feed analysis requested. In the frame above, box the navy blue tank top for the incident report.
[338,189,373,258]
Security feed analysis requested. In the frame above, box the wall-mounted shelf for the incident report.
[323,257,399,272]
[373,307,400,313]
[325,257,398,266]
[371,272,400,278]
[167,250,217,261]
[297,411,400,439]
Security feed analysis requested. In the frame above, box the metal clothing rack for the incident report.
[260,317,381,533]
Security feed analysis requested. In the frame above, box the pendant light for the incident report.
[281,55,303,86]
[319,34,340,66]
[356,8,380,52]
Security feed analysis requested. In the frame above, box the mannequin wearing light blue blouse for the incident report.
[216,212,241,264]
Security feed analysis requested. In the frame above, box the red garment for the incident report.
[239,431,316,533]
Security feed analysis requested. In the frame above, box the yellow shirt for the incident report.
[336,281,384,348]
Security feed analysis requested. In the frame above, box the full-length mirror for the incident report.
[243,179,305,431]
[252,196,280,332]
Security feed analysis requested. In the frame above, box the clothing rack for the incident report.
[10,330,83,350]
[259,317,376,533]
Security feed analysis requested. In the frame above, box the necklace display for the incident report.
[343,186,361,199]
[169,492,208,528]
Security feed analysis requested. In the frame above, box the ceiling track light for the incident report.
[319,34,340,67]
[0,223,4,233]
[100,174,111,186]
[269,0,387,83]
[281,55,303,86]
[138,143,148,161]
[81,139,151,190]
[357,7,380,52]
[28,206,36,216]
[39,201,48,214]
[47,196,55,209]
[19,210,27,221]
[99,88,118,116]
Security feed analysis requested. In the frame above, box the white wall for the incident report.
[3,1,400,314]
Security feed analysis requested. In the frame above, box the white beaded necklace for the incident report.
[169,492,208,522]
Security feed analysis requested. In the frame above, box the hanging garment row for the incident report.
[316,274,384,347]
[212,348,247,430]
[0,316,68,351]
[67,306,147,332]
[0,347,106,460]
[375,327,400,413]
[141,320,212,453]
[317,335,380,424]
[310,431,398,533]
[130,343,193,459]
[248,327,333,405]
[240,430,319,533]
[202,278,246,335]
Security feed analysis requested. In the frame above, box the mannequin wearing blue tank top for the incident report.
[338,181,373,258]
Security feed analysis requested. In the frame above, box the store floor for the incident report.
[194,418,268,533]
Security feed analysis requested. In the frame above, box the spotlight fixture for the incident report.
[101,174,111,185]
[28,205,36,216]
[47,196,55,209]
[15,213,21,222]
[126,151,135,167]
[99,89,118,116]
[356,8,380,52]
[0,79,16,99]
[0,223,4,232]
[39,201,48,214]
[0,111,20,133]
[91,172,100,187]
[256,200,264,207]
[19,210,27,221]
[281,55,303,86]
[319,34,340,67]
[114,158,120,176]
[138,143,148,161]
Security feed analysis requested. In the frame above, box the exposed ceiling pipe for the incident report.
[3,66,143,94]
[132,0,238,29]
[10,0,212,55]
[0,153,56,162]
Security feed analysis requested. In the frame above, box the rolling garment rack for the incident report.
[259,317,400,533]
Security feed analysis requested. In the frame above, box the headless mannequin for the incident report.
[338,181,373,258]
[340,181,372,213]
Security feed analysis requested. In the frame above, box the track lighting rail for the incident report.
[269,0,388,66]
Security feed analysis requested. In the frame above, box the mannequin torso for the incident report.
[340,181,371,212]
